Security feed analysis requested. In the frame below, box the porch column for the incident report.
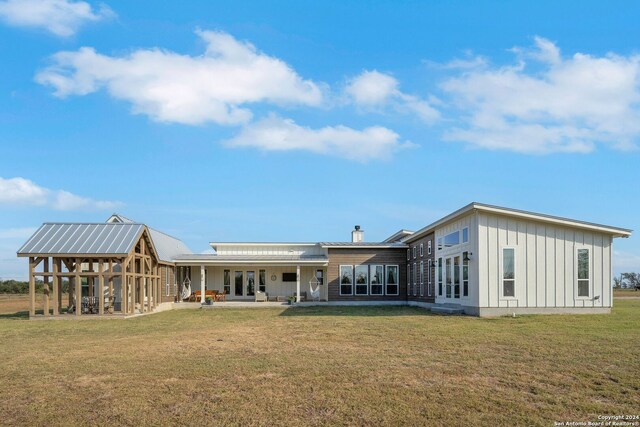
[52,259,59,316]
[200,265,205,304]
[296,265,301,303]
[43,258,50,316]
[98,259,104,315]
[75,258,81,317]
[28,257,35,317]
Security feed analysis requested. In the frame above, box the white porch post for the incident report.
[296,265,301,302]
[200,265,205,304]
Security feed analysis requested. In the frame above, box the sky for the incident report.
[0,0,639,280]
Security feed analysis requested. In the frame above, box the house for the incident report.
[16,202,631,317]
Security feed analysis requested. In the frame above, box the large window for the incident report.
[259,270,266,293]
[437,258,443,296]
[235,271,243,296]
[453,256,460,298]
[502,248,515,298]
[427,259,432,296]
[407,264,411,296]
[462,227,469,243]
[445,258,452,298]
[246,271,255,296]
[444,231,460,248]
[370,265,384,295]
[413,263,417,296]
[224,270,231,295]
[355,265,369,295]
[419,261,424,296]
[386,265,399,295]
[577,249,590,297]
[462,252,469,297]
[340,265,354,295]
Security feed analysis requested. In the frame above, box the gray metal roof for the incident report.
[149,228,192,263]
[17,223,145,256]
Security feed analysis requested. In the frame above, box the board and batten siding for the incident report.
[327,248,406,301]
[476,212,612,310]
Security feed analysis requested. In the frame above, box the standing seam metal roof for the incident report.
[17,223,145,255]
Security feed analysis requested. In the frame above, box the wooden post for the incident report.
[75,258,81,317]
[121,258,126,314]
[43,258,50,316]
[29,257,35,317]
[88,260,93,298]
[200,265,205,304]
[108,259,114,314]
[98,259,104,315]
[54,259,61,315]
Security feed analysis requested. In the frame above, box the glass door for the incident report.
[246,271,255,296]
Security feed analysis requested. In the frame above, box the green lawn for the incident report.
[0,301,638,426]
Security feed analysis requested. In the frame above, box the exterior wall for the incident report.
[405,233,436,303]
[476,212,613,310]
[327,248,406,301]
[159,264,177,303]
[191,265,327,300]
[434,213,477,307]
[214,244,325,256]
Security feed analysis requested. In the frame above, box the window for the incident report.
[437,237,443,251]
[453,256,460,298]
[419,261,424,296]
[246,271,255,296]
[427,240,432,255]
[407,264,411,296]
[427,259,432,296]
[502,248,515,298]
[462,252,469,297]
[413,246,416,259]
[462,227,469,243]
[420,243,424,257]
[370,265,384,295]
[577,249,590,297]
[235,271,243,296]
[340,265,354,295]
[407,249,410,260]
[445,258,452,298]
[413,263,417,296]
[224,270,231,295]
[437,258,443,296]
[444,231,460,248]
[386,265,399,295]
[316,269,324,286]
[355,265,369,295]
[259,270,266,293]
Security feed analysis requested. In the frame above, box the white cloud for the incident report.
[613,250,640,274]
[36,30,324,125]
[0,176,121,211]
[0,0,114,37]
[345,70,440,123]
[441,37,640,154]
[0,227,37,239]
[224,114,414,161]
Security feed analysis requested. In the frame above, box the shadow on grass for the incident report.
[279,305,435,317]
[0,310,29,320]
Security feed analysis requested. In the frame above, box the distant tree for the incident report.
[621,273,640,289]
[613,276,622,289]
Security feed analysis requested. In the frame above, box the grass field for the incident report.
[0,297,638,426]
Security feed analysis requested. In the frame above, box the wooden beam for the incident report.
[53,259,60,316]
[43,258,50,316]
[29,257,35,317]
[75,258,81,317]
[98,259,104,315]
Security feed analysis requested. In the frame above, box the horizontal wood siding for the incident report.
[328,248,407,301]
[159,264,176,303]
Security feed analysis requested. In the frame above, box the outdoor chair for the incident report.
[255,291,267,302]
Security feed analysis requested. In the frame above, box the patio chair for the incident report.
[255,291,267,302]
[309,283,321,301]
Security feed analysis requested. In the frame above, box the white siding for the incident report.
[477,212,613,309]
[214,244,324,256]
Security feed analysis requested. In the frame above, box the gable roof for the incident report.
[405,202,633,243]
[383,229,414,243]
[17,223,146,257]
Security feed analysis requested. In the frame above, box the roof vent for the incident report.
[352,225,364,243]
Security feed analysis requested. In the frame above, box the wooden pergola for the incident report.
[19,223,163,318]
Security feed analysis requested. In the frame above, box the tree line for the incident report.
[0,279,71,294]
[613,273,640,289]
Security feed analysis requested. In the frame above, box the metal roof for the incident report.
[17,223,146,256]
[173,254,328,265]
[149,228,192,263]
[319,242,407,248]
[382,229,415,243]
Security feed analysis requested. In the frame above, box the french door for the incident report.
[444,255,461,300]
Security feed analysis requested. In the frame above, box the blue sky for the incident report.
[1,0,639,279]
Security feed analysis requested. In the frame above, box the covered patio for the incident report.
[17,223,163,318]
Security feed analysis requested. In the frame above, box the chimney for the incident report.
[351,225,364,243]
